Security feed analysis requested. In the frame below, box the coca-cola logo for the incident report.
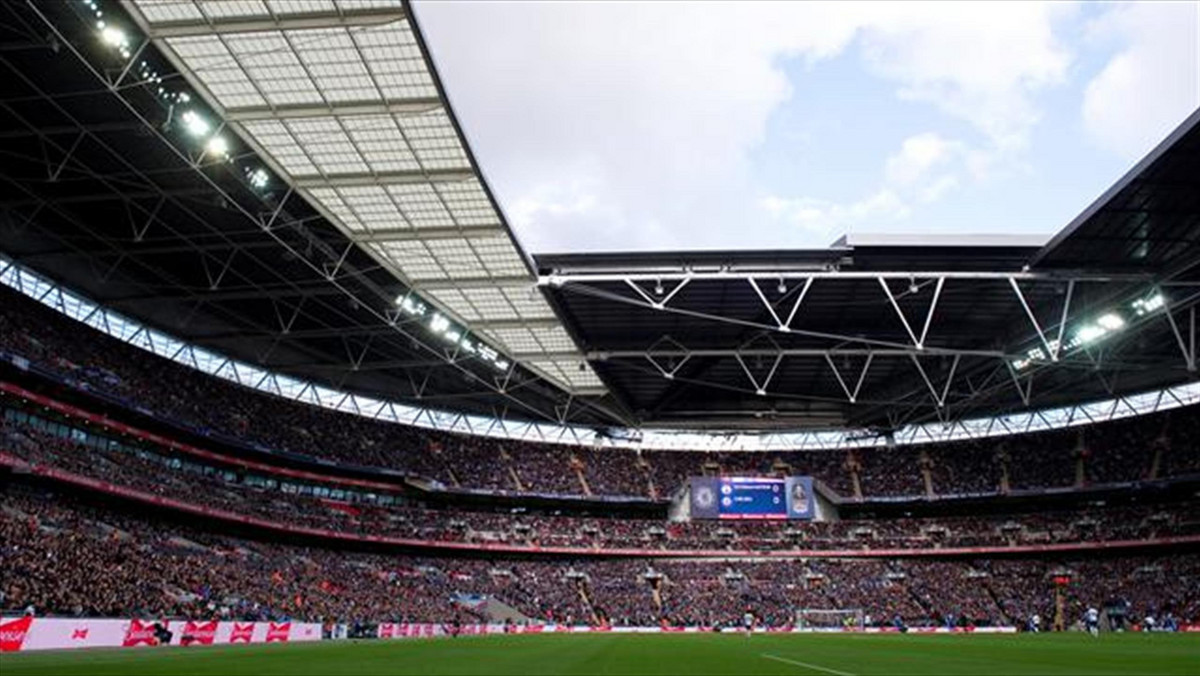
[122,619,158,647]
[0,616,34,652]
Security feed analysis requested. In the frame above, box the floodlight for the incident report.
[205,135,229,157]
[1096,313,1125,331]
[1132,293,1165,316]
[248,168,270,189]
[1076,325,1106,344]
[101,26,126,48]
[180,110,210,137]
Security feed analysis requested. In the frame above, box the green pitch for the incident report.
[2,633,1197,675]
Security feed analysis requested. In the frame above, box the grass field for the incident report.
[2,633,1197,675]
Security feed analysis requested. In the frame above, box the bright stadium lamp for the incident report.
[1096,313,1125,331]
[101,26,126,48]
[247,167,270,189]
[180,110,210,137]
[205,135,229,158]
[1076,325,1106,345]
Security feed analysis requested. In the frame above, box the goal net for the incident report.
[795,608,865,632]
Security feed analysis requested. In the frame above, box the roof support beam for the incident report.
[1009,277,1058,362]
[734,352,783,396]
[353,225,503,242]
[294,169,475,188]
[1163,304,1197,372]
[107,285,346,305]
[139,6,408,38]
[540,270,1144,285]
[225,98,442,121]
[824,352,874,403]
[589,348,1006,359]
[416,276,533,291]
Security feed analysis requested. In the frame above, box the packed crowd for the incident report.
[3,287,1199,503]
[3,409,1197,554]
[3,488,1197,629]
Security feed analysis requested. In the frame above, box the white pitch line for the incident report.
[761,653,857,676]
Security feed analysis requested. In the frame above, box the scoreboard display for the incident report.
[688,476,814,520]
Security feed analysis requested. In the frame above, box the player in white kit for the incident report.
[1084,607,1100,637]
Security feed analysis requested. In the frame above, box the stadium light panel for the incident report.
[1131,292,1165,316]
[1076,325,1107,345]
[100,26,126,48]
[180,110,210,137]
[1096,313,1125,331]
[247,167,270,189]
[205,135,229,158]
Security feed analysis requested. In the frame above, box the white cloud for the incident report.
[760,189,910,243]
[413,2,1085,251]
[884,132,962,186]
[859,2,1075,152]
[1082,2,1200,161]
[762,131,965,237]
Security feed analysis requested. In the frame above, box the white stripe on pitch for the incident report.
[761,653,857,676]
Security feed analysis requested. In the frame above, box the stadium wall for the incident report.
[4,448,1198,560]
[374,623,1022,637]
[0,617,321,652]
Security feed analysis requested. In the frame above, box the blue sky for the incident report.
[415,1,1199,253]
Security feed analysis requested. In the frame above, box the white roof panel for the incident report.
[132,0,602,394]
[137,0,206,23]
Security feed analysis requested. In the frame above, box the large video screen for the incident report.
[688,476,814,520]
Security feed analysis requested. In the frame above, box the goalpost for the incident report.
[795,608,865,632]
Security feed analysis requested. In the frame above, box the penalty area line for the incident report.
[761,653,857,676]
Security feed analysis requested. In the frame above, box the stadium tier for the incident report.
[2,0,1200,673]
[3,488,1199,631]
[4,286,1200,505]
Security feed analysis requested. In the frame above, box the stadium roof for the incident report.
[0,0,617,428]
[0,0,1197,434]
[123,0,602,395]
[537,106,1200,429]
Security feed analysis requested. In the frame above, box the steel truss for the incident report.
[6,252,1200,453]
[5,0,615,427]
[541,267,1197,420]
[119,0,597,396]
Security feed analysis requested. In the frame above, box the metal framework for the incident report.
[122,0,602,394]
[1,0,1195,442]
[6,252,1199,452]
[0,0,620,431]
[538,251,1200,428]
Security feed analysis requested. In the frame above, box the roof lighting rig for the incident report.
[1010,291,1166,372]
[75,0,270,187]
[397,295,511,373]
[56,0,526,394]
